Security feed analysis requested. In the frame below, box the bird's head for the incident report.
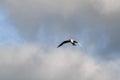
[70,39,74,43]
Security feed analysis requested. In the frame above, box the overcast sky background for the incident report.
[0,0,120,80]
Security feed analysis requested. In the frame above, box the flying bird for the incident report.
[57,39,79,48]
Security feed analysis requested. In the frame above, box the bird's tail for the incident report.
[78,42,82,47]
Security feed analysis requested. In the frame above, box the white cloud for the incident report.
[100,0,120,14]
[0,45,119,80]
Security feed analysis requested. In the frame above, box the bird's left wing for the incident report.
[57,40,70,48]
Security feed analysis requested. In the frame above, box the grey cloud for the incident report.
[0,45,120,80]
[1,0,102,39]
[1,0,120,59]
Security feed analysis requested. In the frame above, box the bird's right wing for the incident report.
[57,40,70,48]
[74,40,78,43]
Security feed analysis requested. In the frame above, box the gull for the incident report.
[57,39,79,48]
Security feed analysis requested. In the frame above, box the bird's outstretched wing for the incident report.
[57,40,70,48]
[73,40,78,43]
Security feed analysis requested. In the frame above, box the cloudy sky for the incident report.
[0,0,120,80]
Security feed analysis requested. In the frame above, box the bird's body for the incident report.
[57,39,78,48]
